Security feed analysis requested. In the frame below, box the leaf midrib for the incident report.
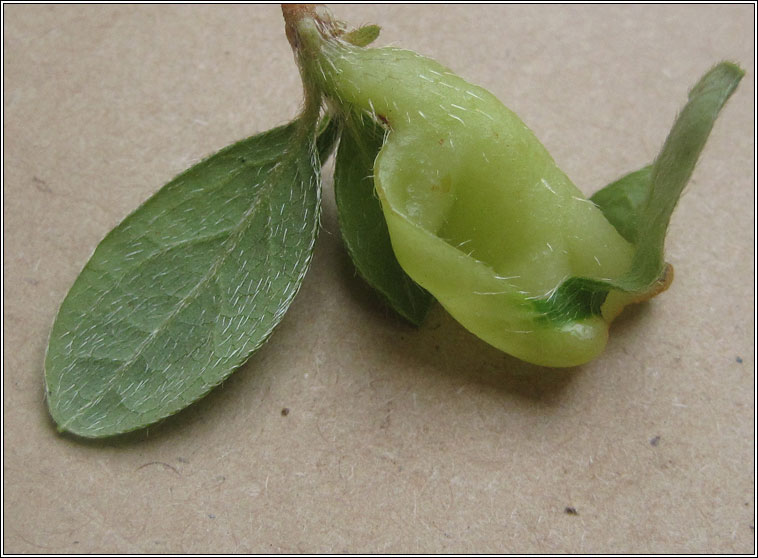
[75,153,285,340]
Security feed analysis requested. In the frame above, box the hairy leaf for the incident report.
[334,114,434,325]
[540,61,743,320]
[619,61,743,291]
[45,120,321,438]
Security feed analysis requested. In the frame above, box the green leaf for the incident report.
[620,61,744,291]
[540,61,743,319]
[590,165,652,244]
[44,119,322,438]
[334,114,434,325]
[343,24,381,47]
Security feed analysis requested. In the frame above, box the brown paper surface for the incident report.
[3,4,754,553]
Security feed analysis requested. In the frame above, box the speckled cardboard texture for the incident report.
[3,4,754,553]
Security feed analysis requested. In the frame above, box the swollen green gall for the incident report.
[284,4,743,367]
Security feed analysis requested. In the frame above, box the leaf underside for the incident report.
[334,114,434,325]
[538,61,743,323]
[44,120,321,438]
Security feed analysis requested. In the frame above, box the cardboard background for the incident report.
[3,4,754,553]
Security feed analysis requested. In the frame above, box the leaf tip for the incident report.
[689,60,745,101]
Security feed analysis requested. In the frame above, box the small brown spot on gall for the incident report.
[377,114,389,126]
[430,175,452,193]
[438,138,444,145]
[281,407,290,416]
